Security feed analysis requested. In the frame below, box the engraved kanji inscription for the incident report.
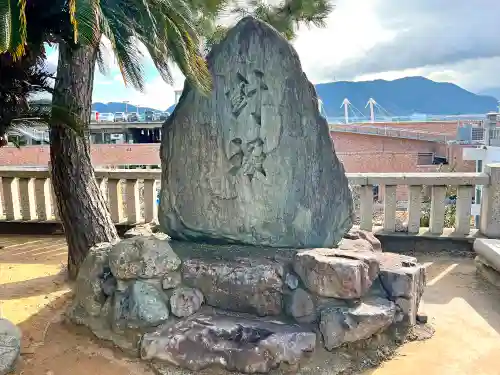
[225,70,268,120]
[225,69,269,181]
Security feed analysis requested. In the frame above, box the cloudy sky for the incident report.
[46,0,500,109]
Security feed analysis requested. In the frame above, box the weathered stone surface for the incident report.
[108,236,181,279]
[124,223,170,240]
[72,242,114,316]
[285,272,299,290]
[158,16,353,248]
[338,228,382,253]
[162,272,182,290]
[170,287,204,317]
[141,310,316,373]
[182,258,284,316]
[319,297,396,350]
[376,253,425,325]
[293,248,380,299]
[0,319,21,375]
[127,281,170,326]
[285,288,315,323]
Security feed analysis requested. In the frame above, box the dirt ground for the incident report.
[1,235,500,375]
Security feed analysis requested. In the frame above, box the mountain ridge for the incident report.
[92,76,498,117]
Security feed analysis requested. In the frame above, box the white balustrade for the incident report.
[0,166,497,238]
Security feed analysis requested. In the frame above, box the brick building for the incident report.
[0,121,478,202]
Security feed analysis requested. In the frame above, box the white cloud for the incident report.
[293,0,396,83]
[47,0,500,108]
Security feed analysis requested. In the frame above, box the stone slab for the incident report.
[293,248,379,299]
[141,309,316,373]
[474,238,500,273]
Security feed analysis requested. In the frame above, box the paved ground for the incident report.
[1,235,500,375]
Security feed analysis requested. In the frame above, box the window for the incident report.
[417,152,434,166]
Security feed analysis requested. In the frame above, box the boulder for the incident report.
[0,319,21,375]
[72,242,114,316]
[141,311,316,373]
[162,272,182,290]
[339,228,382,252]
[158,16,353,248]
[293,248,380,299]
[108,236,181,279]
[127,281,170,326]
[376,253,426,325]
[169,287,204,317]
[182,258,284,316]
[319,297,396,350]
[285,288,315,323]
[284,272,299,290]
[123,223,170,240]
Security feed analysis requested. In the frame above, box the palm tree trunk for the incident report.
[50,43,119,279]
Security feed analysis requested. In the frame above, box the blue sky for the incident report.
[45,0,500,110]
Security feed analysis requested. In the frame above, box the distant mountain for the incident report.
[478,88,500,102]
[316,77,498,118]
[91,102,166,113]
[92,77,498,118]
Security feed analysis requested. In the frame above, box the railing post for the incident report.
[480,163,500,238]
[18,178,36,220]
[360,184,373,231]
[2,177,20,220]
[143,179,157,223]
[383,185,397,232]
[34,178,50,221]
[125,179,140,224]
[407,185,422,234]
[429,185,446,235]
[455,185,473,235]
[107,178,124,223]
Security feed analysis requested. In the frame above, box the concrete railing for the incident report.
[350,172,490,235]
[0,165,499,238]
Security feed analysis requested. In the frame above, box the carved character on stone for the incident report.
[226,70,269,181]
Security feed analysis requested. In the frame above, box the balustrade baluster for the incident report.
[383,185,397,232]
[430,185,446,234]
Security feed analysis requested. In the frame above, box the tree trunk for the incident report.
[50,43,119,279]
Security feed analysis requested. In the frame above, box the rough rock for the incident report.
[339,228,382,252]
[126,281,170,326]
[285,288,315,323]
[293,248,380,299]
[108,236,181,279]
[284,272,299,290]
[158,16,353,248]
[169,287,204,317]
[72,242,114,316]
[319,297,396,350]
[141,310,316,373]
[162,272,182,290]
[123,223,170,240]
[0,319,21,375]
[376,253,426,325]
[182,258,284,316]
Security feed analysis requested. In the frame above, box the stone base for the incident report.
[67,230,428,374]
[0,319,21,375]
[475,256,500,287]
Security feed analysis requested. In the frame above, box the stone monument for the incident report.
[158,16,353,248]
[67,16,429,375]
